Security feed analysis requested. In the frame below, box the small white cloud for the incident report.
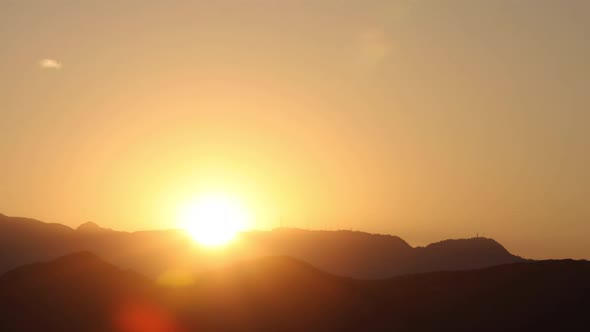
[39,58,63,69]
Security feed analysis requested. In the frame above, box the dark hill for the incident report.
[0,252,157,332]
[174,257,590,331]
[171,256,369,331]
[0,253,588,332]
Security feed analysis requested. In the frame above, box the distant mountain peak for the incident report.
[76,222,112,233]
[424,237,509,252]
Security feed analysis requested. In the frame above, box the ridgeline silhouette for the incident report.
[0,213,523,278]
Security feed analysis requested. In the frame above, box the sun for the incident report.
[178,193,250,247]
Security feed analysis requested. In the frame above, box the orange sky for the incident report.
[1,1,589,259]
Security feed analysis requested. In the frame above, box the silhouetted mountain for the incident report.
[0,213,524,279]
[171,256,369,331]
[77,221,113,233]
[0,213,197,278]
[0,253,588,332]
[240,228,524,278]
[0,213,77,271]
[410,237,522,273]
[0,252,157,332]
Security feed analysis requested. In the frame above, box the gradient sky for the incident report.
[1,0,589,259]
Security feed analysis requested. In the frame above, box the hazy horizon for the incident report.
[2,0,589,260]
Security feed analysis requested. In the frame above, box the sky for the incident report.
[1,0,589,259]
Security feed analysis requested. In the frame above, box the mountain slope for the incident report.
[0,253,588,332]
[240,228,523,277]
[0,252,158,332]
[0,213,524,279]
[0,213,77,271]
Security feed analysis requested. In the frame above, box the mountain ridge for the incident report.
[0,213,524,279]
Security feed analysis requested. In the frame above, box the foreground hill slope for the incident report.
[0,253,587,332]
[0,213,524,278]
[0,252,157,332]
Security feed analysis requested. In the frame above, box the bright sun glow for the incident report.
[178,193,250,247]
